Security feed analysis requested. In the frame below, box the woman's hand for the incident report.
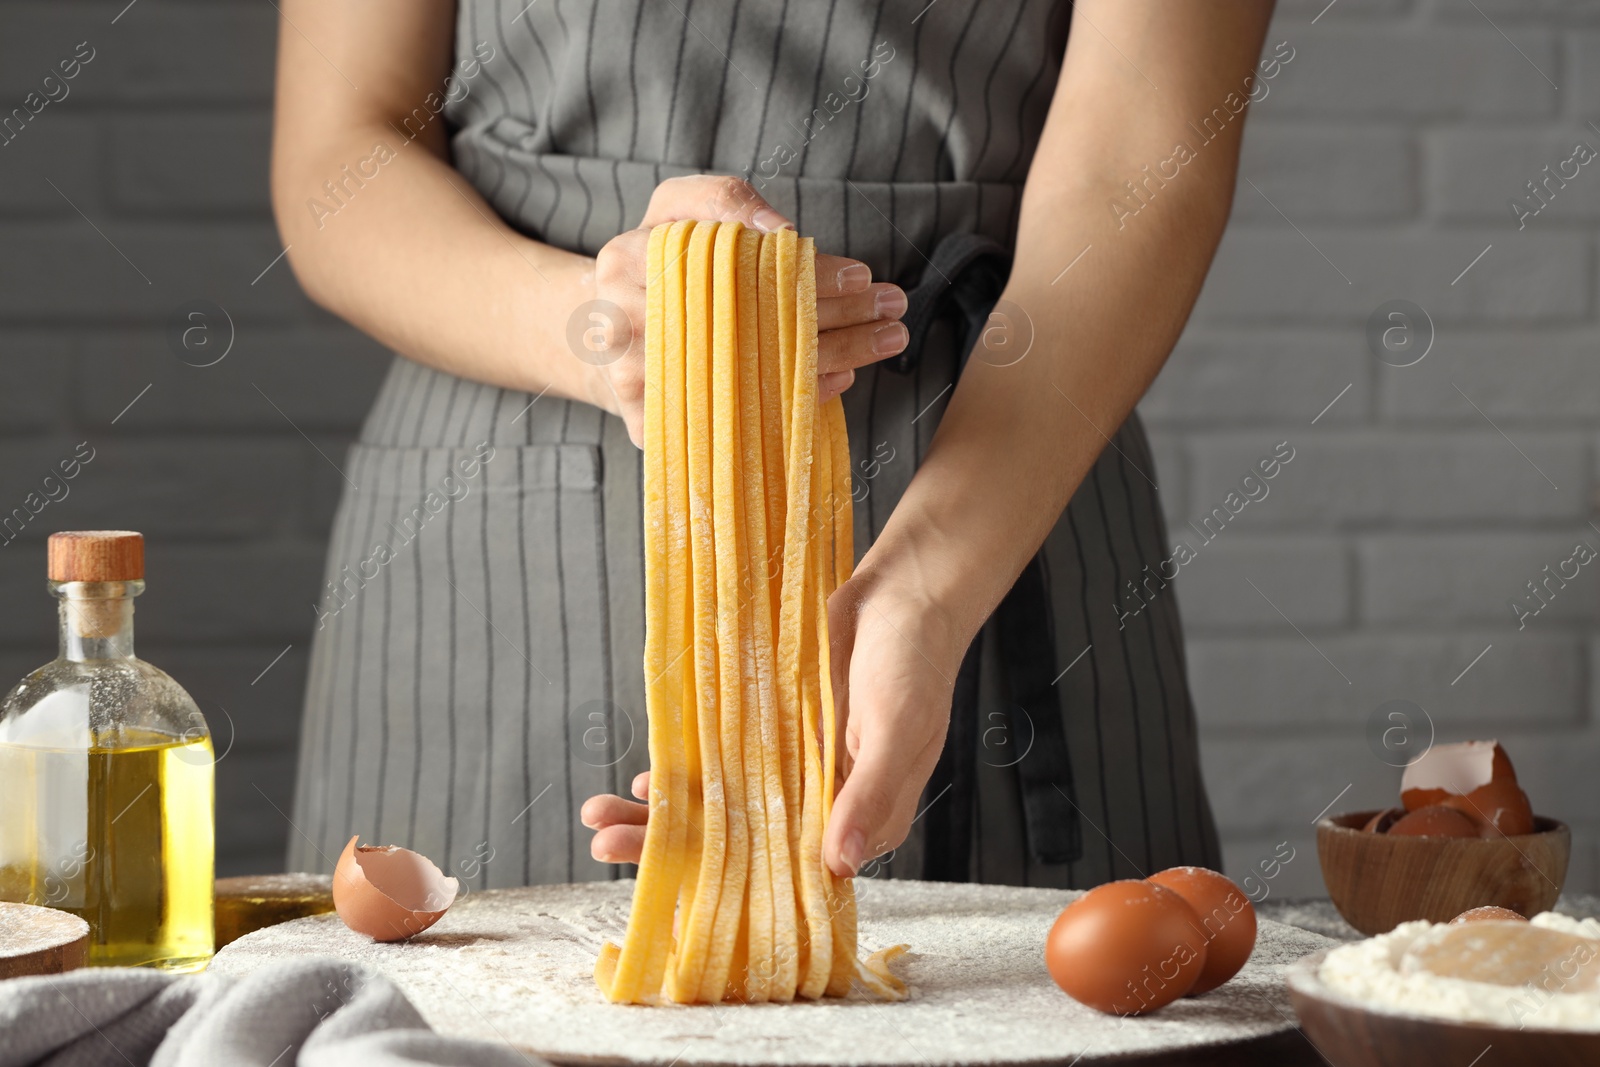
[590,175,908,446]
[582,772,651,864]
[820,567,965,877]
[581,558,969,877]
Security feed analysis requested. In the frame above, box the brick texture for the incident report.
[1188,634,1586,731]
[1169,537,1350,628]
[0,224,314,319]
[1361,534,1600,625]
[1233,123,1417,223]
[1264,28,1558,118]
[2,2,1598,896]
[1571,31,1600,113]
[1195,229,1590,324]
[1430,128,1600,225]
[1140,331,1371,426]
[1383,333,1600,421]
[1151,1,1600,893]
[0,0,328,879]
[1188,432,1590,525]
[110,112,274,214]
[77,327,392,429]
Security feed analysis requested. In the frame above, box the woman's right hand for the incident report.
[583,771,650,864]
[590,175,909,446]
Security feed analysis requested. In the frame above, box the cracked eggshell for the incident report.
[1362,807,1405,834]
[1388,804,1482,838]
[1400,740,1534,837]
[332,835,459,942]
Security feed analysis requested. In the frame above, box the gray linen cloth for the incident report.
[0,958,541,1067]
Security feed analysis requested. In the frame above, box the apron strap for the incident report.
[895,232,1084,879]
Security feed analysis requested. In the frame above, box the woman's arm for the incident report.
[823,0,1279,876]
[272,0,607,407]
[271,1,907,443]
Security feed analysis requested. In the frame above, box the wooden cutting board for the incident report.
[0,902,89,979]
[211,879,1330,1066]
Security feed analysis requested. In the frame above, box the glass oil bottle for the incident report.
[0,531,214,971]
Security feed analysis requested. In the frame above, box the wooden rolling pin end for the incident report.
[215,873,336,949]
[0,902,90,979]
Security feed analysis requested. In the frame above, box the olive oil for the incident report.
[0,532,214,971]
[0,734,214,970]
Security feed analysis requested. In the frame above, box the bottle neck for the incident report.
[53,580,141,662]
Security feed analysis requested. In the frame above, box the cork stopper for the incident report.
[48,531,144,583]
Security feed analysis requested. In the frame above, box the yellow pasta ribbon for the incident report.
[597,220,907,1005]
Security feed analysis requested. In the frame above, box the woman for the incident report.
[274,0,1273,890]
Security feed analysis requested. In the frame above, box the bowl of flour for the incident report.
[1287,913,1600,1066]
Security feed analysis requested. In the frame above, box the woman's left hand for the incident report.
[580,561,969,878]
[820,566,965,876]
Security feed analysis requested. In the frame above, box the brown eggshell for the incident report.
[332,835,459,942]
[1146,867,1257,995]
[1400,740,1536,836]
[1387,804,1483,838]
[1452,906,1528,924]
[1455,777,1535,838]
[1401,740,1516,810]
[1045,880,1208,1016]
[1361,807,1404,834]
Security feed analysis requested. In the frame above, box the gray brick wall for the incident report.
[1145,0,1600,893]
[2,0,1594,898]
[0,1,385,878]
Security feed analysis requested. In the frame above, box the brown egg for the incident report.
[1400,740,1535,836]
[1361,807,1404,834]
[332,835,459,942]
[1045,880,1208,1016]
[1146,867,1257,995]
[1452,906,1528,924]
[1387,804,1482,838]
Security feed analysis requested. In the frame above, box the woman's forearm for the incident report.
[858,1,1276,644]
[272,125,611,410]
[271,0,615,412]
[860,173,1232,640]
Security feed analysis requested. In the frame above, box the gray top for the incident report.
[445,0,1066,276]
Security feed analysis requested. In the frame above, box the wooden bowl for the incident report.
[1317,810,1568,935]
[1287,948,1600,1067]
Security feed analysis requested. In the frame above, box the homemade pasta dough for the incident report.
[594,221,906,1005]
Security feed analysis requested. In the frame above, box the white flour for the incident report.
[212,879,1332,1066]
[1318,914,1600,1031]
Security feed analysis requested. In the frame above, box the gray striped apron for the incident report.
[288,0,1221,890]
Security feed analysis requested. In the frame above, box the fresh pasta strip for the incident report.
[819,398,863,1000]
[597,220,906,1005]
[740,229,802,1003]
[673,220,727,1002]
[664,220,703,1004]
[698,220,749,1003]
[858,944,911,999]
[732,227,779,1005]
[596,221,689,1005]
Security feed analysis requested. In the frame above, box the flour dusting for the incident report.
[213,879,1329,1065]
